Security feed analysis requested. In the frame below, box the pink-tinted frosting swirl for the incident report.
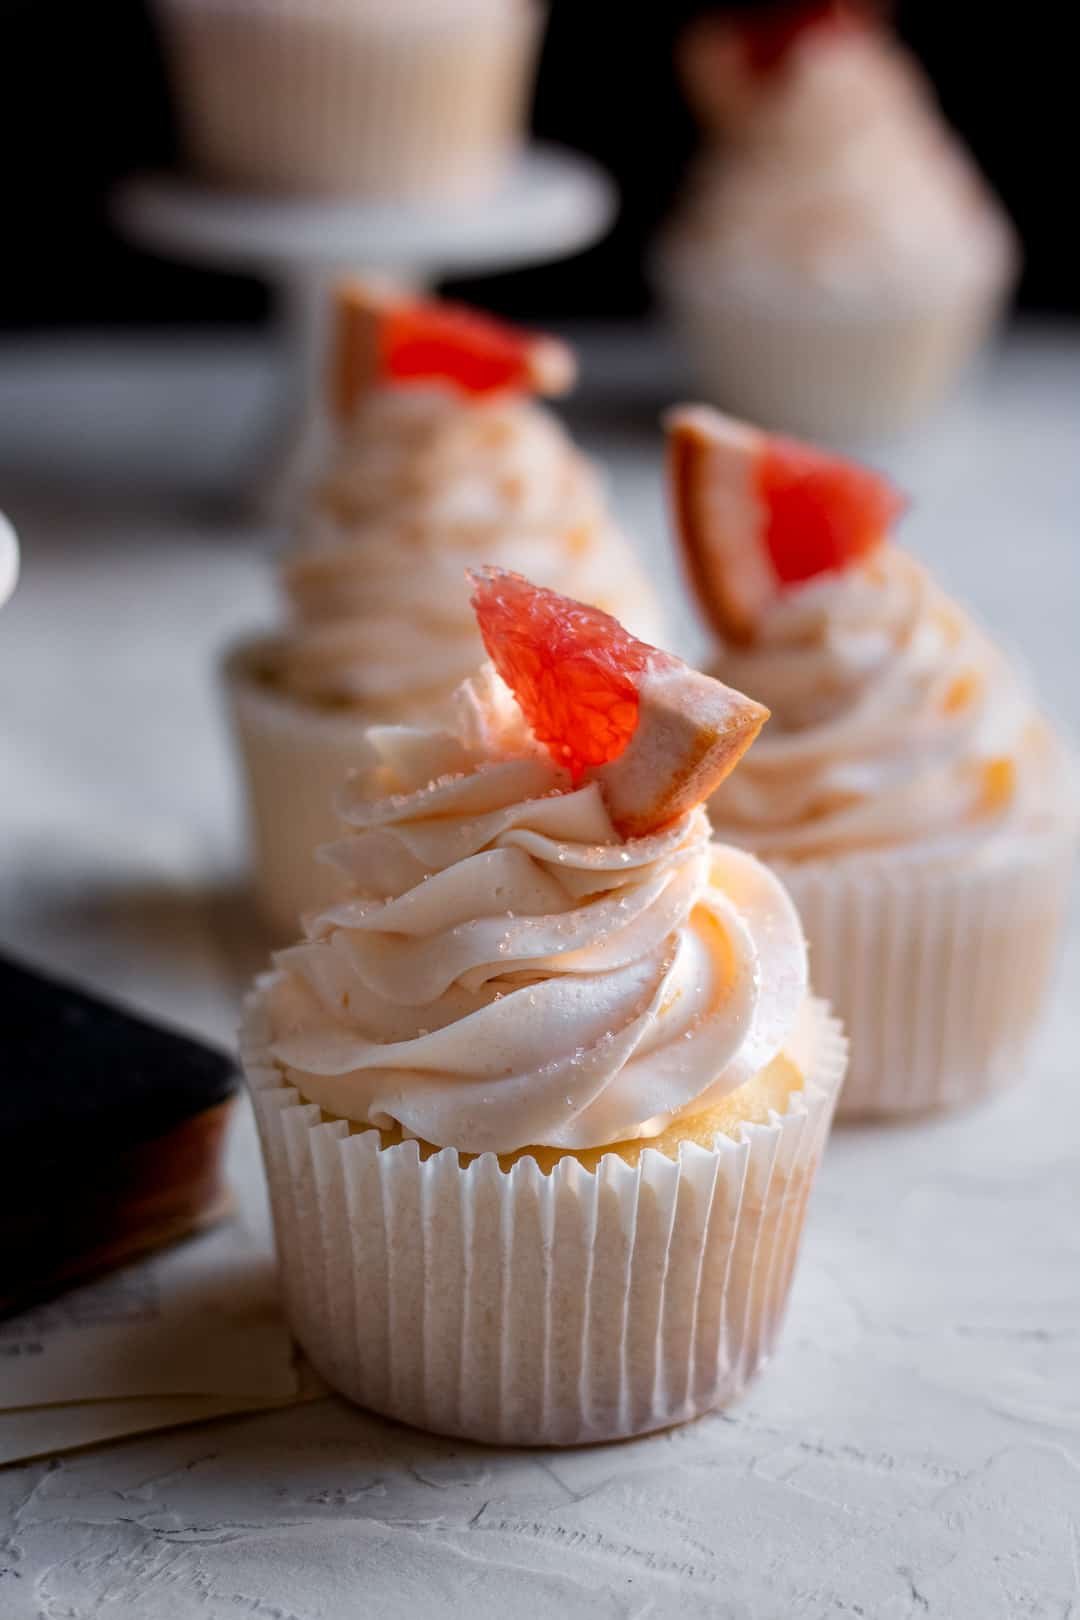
[708,549,1068,861]
[274,387,664,715]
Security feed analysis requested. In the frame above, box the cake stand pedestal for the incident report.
[114,146,617,515]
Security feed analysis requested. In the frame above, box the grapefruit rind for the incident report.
[592,662,769,838]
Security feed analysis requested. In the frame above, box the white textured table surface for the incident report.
[0,325,1078,1618]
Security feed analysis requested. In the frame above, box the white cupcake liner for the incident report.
[153,0,543,200]
[657,259,1015,442]
[241,991,846,1445]
[774,820,1077,1120]
[223,635,370,939]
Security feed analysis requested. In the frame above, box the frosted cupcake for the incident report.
[669,405,1077,1117]
[152,0,543,200]
[226,284,665,937]
[659,1,1019,440]
[242,570,845,1444]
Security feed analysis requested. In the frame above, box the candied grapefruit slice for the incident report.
[736,0,864,76]
[678,2,872,137]
[667,405,906,643]
[469,568,769,837]
[330,278,576,422]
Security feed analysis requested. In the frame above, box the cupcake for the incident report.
[658,1,1019,441]
[242,570,846,1444]
[668,404,1077,1118]
[152,0,543,200]
[226,283,666,938]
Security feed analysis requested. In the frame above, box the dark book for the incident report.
[0,952,238,1316]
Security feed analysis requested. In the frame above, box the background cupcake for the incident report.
[226,284,666,937]
[152,0,544,200]
[243,574,845,1444]
[669,405,1077,1117]
[658,1,1019,441]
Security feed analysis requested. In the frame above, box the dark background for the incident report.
[1,0,1072,331]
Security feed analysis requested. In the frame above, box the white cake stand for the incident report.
[114,145,618,513]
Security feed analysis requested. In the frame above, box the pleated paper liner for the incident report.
[223,635,376,940]
[656,253,1015,440]
[154,0,543,200]
[242,992,846,1446]
[775,816,1077,1120]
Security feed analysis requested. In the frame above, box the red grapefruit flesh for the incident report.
[330,278,576,422]
[470,568,649,779]
[469,568,769,837]
[678,2,872,137]
[737,0,863,76]
[668,405,906,643]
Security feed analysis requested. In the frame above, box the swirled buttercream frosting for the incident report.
[708,548,1066,860]
[263,670,807,1154]
[273,387,664,716]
